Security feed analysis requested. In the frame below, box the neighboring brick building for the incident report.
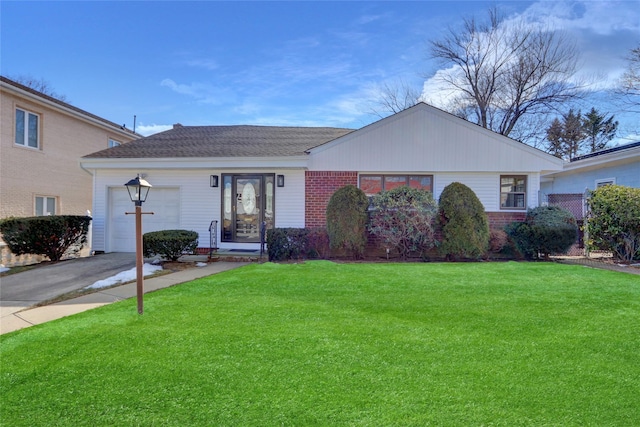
[1,76,138,264]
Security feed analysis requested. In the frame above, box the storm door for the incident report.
[222,174,274,243]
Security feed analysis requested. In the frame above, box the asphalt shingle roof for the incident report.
[83,125,354,159]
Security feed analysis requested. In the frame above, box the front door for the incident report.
[222,174,274,243]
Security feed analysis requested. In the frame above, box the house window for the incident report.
[15,108,40,148]
[359,174,433,196]
[500,175,527,209]
[108,138,121,148]
[35,196,56,216]
[595,178,615,188]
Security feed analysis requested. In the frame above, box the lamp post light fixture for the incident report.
[124,174,152,314]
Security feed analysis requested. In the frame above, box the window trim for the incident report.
[35,195,57,216]
[500,175,527,210]
[15,107,41,149]
[358,174,434,196]
[108,138,121,148]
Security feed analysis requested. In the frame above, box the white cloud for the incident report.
[160,78,233,105]
[521,1,640,35]
[136,123,172,137]
[186,58,219,70]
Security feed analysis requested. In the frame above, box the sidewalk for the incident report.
[0,261,248,335]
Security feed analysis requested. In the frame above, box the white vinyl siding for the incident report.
[433,173,539,212]
[308,104,562,174]
[91,168,304,252]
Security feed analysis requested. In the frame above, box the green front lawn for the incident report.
[1,261,638,426]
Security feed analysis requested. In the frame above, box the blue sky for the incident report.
[1,1,639,142]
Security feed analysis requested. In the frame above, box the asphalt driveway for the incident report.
[0,253,136,312]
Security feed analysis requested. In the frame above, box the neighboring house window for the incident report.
[595,178,615,188]
[15,108,40,148]
[359,174,433,196]
[35,196,56,216]
[108,138,121,148]
[500,175,527,210]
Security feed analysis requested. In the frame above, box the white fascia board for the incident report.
[545,148,640,178]
[1,81,135,140]
[79,156,310,170]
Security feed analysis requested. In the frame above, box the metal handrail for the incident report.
[208,220,218,259]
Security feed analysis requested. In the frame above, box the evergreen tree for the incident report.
[581,108,618,153]
[545,109,585,159]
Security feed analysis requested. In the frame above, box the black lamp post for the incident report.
[125,174,152,314]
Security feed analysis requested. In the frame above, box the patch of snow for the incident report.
[0,264,9,273]
[85,263,163,290]
[196,262,208,267]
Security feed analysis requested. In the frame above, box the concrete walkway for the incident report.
[1,260,247,335]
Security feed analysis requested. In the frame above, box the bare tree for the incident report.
[8,75,68,102]
[617,44,640,112]
[369,78,422,118]
[428,7,582,141]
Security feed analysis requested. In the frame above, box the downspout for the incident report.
[80,163,97,254]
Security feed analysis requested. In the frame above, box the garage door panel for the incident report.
[109,187,180,252]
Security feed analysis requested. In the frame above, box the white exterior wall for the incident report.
[541,161,640,195]
[89,168,305,252]
[309,104,562,174]
[432,172,539,212]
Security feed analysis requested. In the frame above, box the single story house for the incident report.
[540,141,640,221]
[80,103,563,253]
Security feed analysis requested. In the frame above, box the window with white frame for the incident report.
[500,175,527,209]
[108,138,121,148]
[15,108,40,148]
[35,196,56,216]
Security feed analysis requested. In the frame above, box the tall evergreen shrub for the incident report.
[438,182,489,260]
[326,185,369,259]
[586,185,640,262]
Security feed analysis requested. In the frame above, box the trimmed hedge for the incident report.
[266,228,330,262]
[0,215,91,262]
[143,229,198,261]
[586,185,640,262]
[506,206,578,260]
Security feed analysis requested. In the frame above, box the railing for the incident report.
[209,220,218,259]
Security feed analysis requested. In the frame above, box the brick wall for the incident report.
[486,211,527,228]
[305,171,358,227]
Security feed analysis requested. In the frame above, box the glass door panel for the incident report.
[235,176,261,242]
[221,174,275,243]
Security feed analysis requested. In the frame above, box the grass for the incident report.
[1,261,639,426]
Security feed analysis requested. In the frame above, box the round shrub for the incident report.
[506,206,578,260]
[326,185,369,259]
[438,182,489,260]
[368,186,437,259]
[143,229,198,261]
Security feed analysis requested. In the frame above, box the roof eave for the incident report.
[79,156,310,170]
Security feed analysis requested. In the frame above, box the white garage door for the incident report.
[109,187,180,252]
